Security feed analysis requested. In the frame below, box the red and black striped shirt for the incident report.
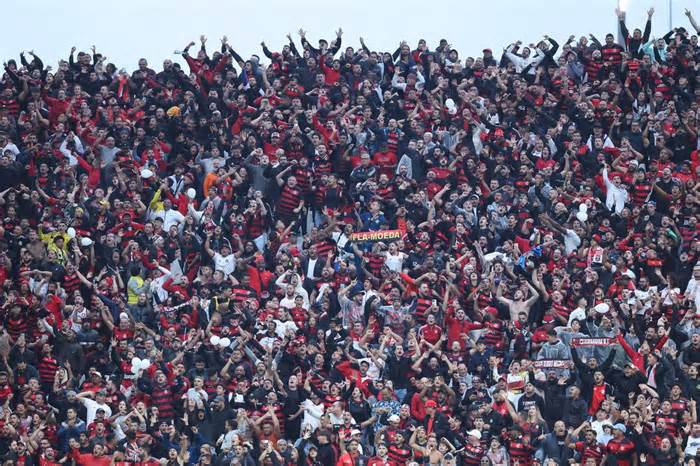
[292,167,312,195]
[277,185,302,218]
[508,439,534,466]
[460,443,485,465]
[62,272,81,295]
[574,440,605,465]
[631,183,652,206]
[151,385,176,419]
[414,296,434,326]
[245,210,266,239]
[38,355,59,385]
[387,444,411,465]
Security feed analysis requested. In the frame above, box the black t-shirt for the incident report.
[385,354,412,389]
[517,392,545,413]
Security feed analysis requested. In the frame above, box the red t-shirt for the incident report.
[373,150,397,177]
[420,324,442,345]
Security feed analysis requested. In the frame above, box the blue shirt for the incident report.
[360,212,386,231]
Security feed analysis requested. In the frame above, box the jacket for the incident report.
[571,347,616,401]
[537,339,571,361]
[538,432,573,463]
[562,396,589,427]
[422,411,449,439]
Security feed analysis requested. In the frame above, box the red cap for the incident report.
[425,400,437,408]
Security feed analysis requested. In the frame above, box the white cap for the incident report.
[467,429,482,439]
[66,227,76,238]
[140,168,154,179]
[186,188,197,199]
[80,237,93,246]
[594,303,610,314]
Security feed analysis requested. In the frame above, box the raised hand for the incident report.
[648,7,654,17]
[200,35,207,44]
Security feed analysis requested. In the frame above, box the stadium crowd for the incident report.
[0,6,699,466]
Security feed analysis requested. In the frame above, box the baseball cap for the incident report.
[388,414,400,422]
[613,423,626,433]
[468,429,482,439]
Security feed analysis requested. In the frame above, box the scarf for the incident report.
[117,76,130,102]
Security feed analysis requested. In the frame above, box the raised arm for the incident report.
[686,9,700,34]
[495,283,513,307]
[524,281,541,307]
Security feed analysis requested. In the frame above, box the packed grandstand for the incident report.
[0,6,698,466]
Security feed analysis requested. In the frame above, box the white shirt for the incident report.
[567,307,586,327]
[275,274,310,307]
[505,45,545,74]
[186,387,209,404]
[331,231,350,255]
[563,229,581,255]
[685,277,700,311]
[356,358,382,380]
[602,168,628,214]
[686,434,700,457]
[273,319,299,339]
[280,294,310,311]
[591,419,612,441]
[220,429,243,451]
[660,286,681,306]
[2,142,20,159]
[384,252,406,272]
[149,266,173,304]
[58,136,85,166]
[81,397,112,426]
[258,335,279,352]
[158,209,185,231]
[302,399,324,430]
[305,257,319,279]
[213,253,236,276]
